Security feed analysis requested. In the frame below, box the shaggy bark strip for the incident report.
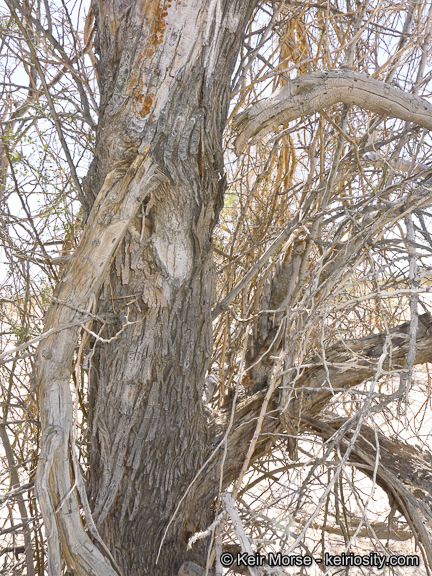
[37,1,260,575]
[35,151,167,576]
[33,4,432,574]
[233,69,432,153]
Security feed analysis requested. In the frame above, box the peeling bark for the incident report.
[34,3,432,575]
[35,151,166,576]
[83,0,261,569]
[36,1,259,575]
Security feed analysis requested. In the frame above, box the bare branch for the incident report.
[288,313,432,420]
[303,415,432,566]
[35,148,167,576]
[234,69,432,154]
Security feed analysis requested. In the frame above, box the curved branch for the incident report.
[303,415,432,567]
[234,69,432,154]
[35,149,167,576]
[202,314,432,510]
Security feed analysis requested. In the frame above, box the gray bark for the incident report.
[33,4,432,575]
[35,1,260,574]
[83,2,259,575]
[234,69,432,154]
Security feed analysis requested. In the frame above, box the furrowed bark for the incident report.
[35,0,260,571]
[65,1,259,575]
[233,69,432,154]
[35,151,166,576]
[34,3,432,574]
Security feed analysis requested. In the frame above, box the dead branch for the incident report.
[288,313,432,419]
[35,150,167,576]
[234,69,432,154]
[302,415,432,566]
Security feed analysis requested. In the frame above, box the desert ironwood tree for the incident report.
[2,0,432,575]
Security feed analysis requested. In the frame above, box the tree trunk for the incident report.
[82,2,257,574]
[33,4,432,575]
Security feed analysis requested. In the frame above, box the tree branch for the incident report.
[287,312,432,419]
[201,315,432,548]
[234,69,432,154]
[303,415,432,567]
[35,149,168,576]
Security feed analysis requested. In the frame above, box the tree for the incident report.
[2,1,432,575]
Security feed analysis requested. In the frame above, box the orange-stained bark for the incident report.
[35,2,259,575]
